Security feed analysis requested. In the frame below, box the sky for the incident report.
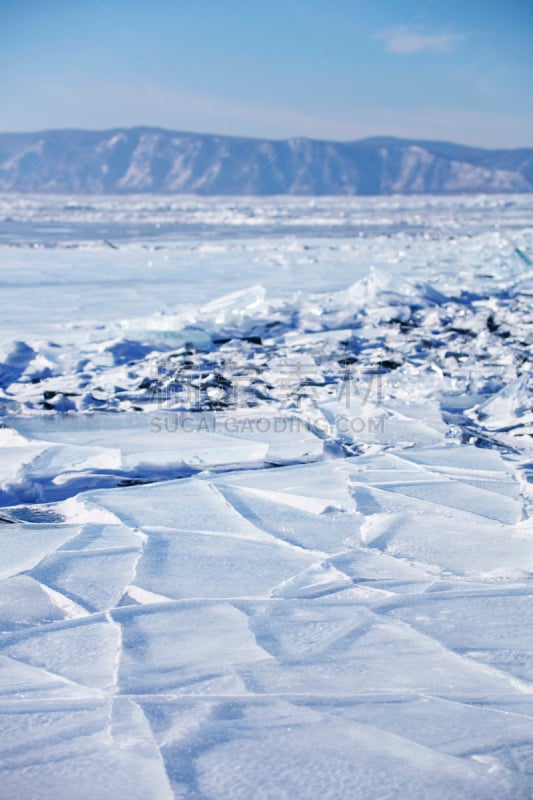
[1,0,532,147]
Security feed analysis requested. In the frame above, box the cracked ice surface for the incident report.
[0,195,532,799]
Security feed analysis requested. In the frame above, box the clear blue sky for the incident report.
[1,0,532,147]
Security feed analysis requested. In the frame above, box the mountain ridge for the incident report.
[1,127,532,195]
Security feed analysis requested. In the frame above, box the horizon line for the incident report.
[1,126,532,153]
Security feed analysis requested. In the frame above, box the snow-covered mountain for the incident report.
[1,127,532,194]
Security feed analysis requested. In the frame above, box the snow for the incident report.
[0,193,532,799]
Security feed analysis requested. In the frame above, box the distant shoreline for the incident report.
[1,128,531,195]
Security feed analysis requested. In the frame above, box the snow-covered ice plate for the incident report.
[0,193,532,799]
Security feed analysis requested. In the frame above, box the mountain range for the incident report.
[1,127,532,195]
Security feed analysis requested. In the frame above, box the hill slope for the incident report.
[1,127,532,194]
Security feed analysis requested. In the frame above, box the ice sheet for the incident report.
[0,194,532,799]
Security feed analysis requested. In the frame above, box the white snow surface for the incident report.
[0,194,532,799]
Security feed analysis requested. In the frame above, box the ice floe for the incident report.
[0,194,531,799]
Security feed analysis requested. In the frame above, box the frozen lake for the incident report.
[0,194,532,799]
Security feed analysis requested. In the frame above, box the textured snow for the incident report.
[0,194,532,799]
